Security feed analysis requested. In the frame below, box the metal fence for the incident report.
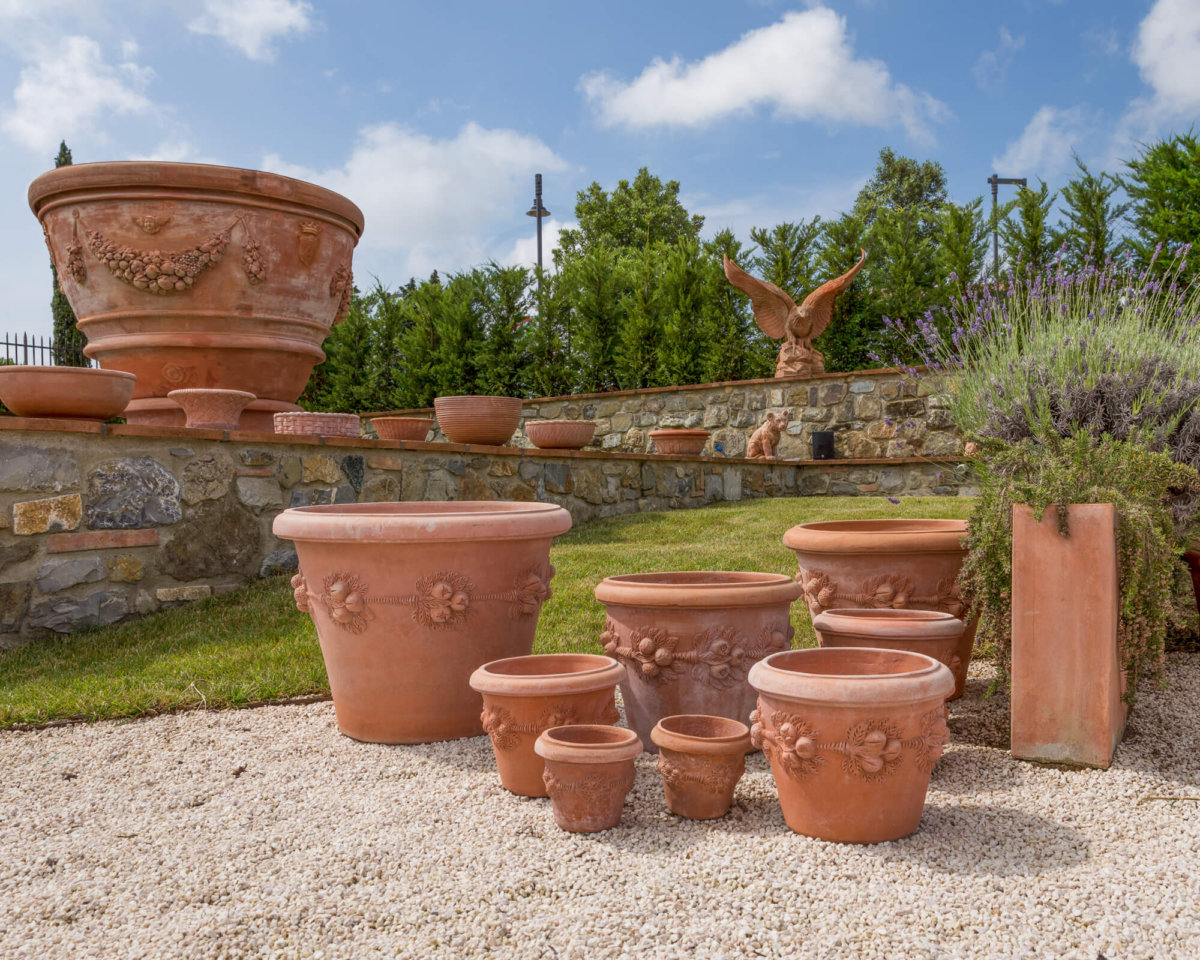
[0,332,92,367]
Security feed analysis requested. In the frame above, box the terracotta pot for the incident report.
[167,388,255,430]
[534,724,642,833]
[784,519,975,700]
[812,609,964,698]
[526,419,596,450]
[650,714,751,820]
[649,429,710,456]
[125,397,299,432]
[371,416,434,441]
[434,395,522,446]
[29,162,364,426]
[749,647,954,843]
[0,365,134,419]
[594,571,801,752]
[273,501,572,743]
[469,653,624,797]
[273,411,361,438]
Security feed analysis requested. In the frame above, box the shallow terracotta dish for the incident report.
[273,411,361,437]
[649,429,710,456]
[651,714,751,820]
[434,395,522,446]
[535,724,643,833]
[371,416,434,441]
[526,419,596,450]
[0,365,135,419]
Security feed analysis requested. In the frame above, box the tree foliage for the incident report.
[50,140,87,366]
[1122,131,1200,271]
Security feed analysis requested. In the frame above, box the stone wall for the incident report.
[370,367,962,461]
[0,417,965,645]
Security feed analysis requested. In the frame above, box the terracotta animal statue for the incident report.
[724,249,867,378]
[746,410,790,460]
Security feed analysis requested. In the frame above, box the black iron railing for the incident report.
[0,332,92,367]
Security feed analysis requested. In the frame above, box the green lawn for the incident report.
[0,496,973,727]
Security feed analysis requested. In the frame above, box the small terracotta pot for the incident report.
[650,714,751,820]
[649,429,710,456]
[167,388,255,430]
[125,397,300,432]
[469,653,624,797]
[0,365,135,419]
[526,419,596,450]
[434,395,522,446]
[534,724,642,833]
[273,411,361,437]
[812,609,964,698]
[371,416,434,441]
[749,647,954,843]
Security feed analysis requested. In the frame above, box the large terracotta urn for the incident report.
[783,519,975,699]
[274,501,571,743]
[594,571,801,751]
[29,162,364,431]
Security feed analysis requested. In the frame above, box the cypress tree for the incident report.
[50,141,87,366]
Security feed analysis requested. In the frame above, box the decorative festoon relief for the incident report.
[131,214,173,235]
[601,620,791,687]
[297,221,322,267]
[481,702,620,752]
[291,572,309,613]
[330,264,353,323]
[657,754,741,793]
[241,236,267,284]
[798,567,965,618]
[542,767,636,805]
[750,702,950,783]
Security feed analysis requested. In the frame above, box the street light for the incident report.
[525,173,551,297]
[987,173,1026,276]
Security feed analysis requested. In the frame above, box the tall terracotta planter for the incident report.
[29,162,364,431]
[594,571,801,752]
[749,647,954,843]
[784,519,975,699]
[274,502,571,743]
[1010,504,1127,768]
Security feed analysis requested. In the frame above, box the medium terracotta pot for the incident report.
[784,519,975,700]
[649,429,710,456]
[526,419,597,450]
[273,411,361,438]
[812,609,964,698]
[371,416,434,441]
[167,388,255,430]
[749,647,954,843]
[594,571,801,752]
[29,162,364,426]
[650,714,751,820]
[0,365,135,419]
[434,395,522,446]
[469,653,624,797]
[274,501,572,743]
[534,724,642,833]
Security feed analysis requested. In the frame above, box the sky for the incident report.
[0,0,1198,341]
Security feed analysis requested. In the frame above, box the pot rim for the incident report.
[651,714,752,755]
[534,724,643,764]
[0,365,136,380]
[28,161,364,237]
[527,419,597,427]
[783,518,967,555]
[273,500,572,543]
[434,395,523,405]
[648,429,711,437]
[813,608,965,642]
[595,570,802,608]
[749,646,954,704]
[470,653,624,696]
[370,416,435,424]
[167,388,256,399]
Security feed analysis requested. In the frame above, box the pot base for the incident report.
[124,396,301,431]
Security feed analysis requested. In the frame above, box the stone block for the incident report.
[544,463,573,495]
[704,474,723,500]
[361,475,401,502]
[0,540,37,573]
[0,581,31,632]
[240,449,277,467]
[181,454,233,504]
[830,480,860,496]
[853,396,881,420]
[458,474,499,501]
[159,498,261,580]
[797,472,830,495]
[341,455,365,492]
[86,458,181,529]
[279,456,303,488]
[0,444,79,493]
[13,494,82,535]
[47,529,159,553]
[488,460,516,477]
[839,433,881,459]
[156,585,212,602]
[602,433,623,449]
[106,555,145,582]
[921,433,963,457]
[29,590,128,633]
[169,447,194,458]
[610,413,633,431]
[37,555,105,593]
[849,379,875,394]
[334,484,357,503]
[365,454,405,472]
[302,455,343,485]
[820,383,847,405]
[260,548,299,578]
[446,458,466,477]
[237,477,283,510]
[721,467,742,501]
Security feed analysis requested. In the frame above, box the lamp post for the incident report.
[525,173,551,297]
[987,173,1026,276]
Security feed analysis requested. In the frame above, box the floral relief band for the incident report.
[601,621,791,688]
[542,767,636,804]
[656,754,742,793]
[797,567,965,618]
[481,701,621,752]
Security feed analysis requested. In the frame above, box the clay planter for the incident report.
[534,725,642,833]
[434,395,522,446]
[0,365,134,419]
[594,571,801,752]
[812,609,964,697]
[273,411,361,438]
[371,416,434,441]
[274,501,572,743]
[649,429,710,456]
[526,419,596,450]
[784,519,975,700]
[29,162,364,428]
[650,714,751,820]
[749,647,954,843]
[167,388,255,430]
[469,653,624,797]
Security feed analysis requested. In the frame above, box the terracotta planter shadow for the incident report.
[0,365,135,420]
[651,714,751,820]
[534,724,642,833]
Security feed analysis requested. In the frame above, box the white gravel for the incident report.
[2,654,1198,960]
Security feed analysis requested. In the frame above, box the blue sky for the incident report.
[1,0,1197,341]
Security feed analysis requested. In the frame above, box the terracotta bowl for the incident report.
[273,411,361,437]
[0,365,135,419]
[434,395,522,446]
[371,416,434,441]
[649,429,710,456]
[526,419,596,450]
[167,388,255,430]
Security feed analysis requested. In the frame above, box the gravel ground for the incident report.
[2,654,1198,960]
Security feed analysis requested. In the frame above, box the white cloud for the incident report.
[262,122,569,284]
[992,106,1088,178]
[579,7,948,143]
[187,0,314,62]
[972,27,1024,90]
[499,219,574,273]
[1131,0,1200,116]
[1,34,153,152]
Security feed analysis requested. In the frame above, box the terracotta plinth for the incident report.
[535,725,642,833]
[0,365,134,420]
[167,388,255,430]
[434,395,522,446]
[525,419,596,450]
[1010,503,1126,768]
[650,714,751,820]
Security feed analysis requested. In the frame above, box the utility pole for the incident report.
[525,174,551,297]
[987,173,1026,276]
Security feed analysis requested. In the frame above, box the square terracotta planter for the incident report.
[1010,503,1127,768]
